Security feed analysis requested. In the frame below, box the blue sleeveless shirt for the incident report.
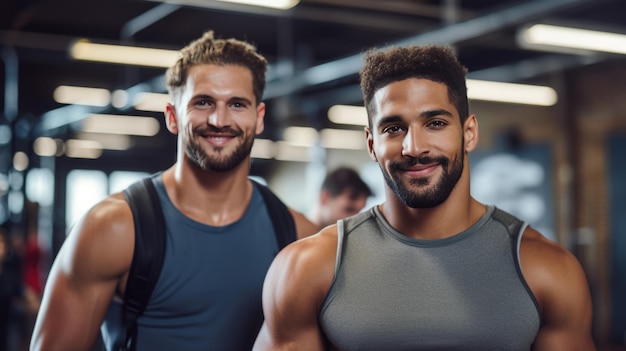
[101,175,279,350]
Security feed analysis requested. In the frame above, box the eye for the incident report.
[195,99,213,108]
[382,125,404,134]
[427,120,447,128]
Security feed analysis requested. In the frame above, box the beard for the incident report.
[381,147,464,209]
[185,125,255,172]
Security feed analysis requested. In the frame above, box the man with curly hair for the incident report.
[254,45,595,350]
[31,31,319,351]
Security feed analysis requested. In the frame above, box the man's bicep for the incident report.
[255,245,328,350]
[32,249,119,351]
[532,252,595,351]
[32,199,133,351]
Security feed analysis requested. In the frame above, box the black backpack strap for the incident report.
[252,180,297,250]
[121,177,167,351]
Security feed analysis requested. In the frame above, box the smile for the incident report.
[402,163,439,178]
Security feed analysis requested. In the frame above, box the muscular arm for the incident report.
[30,195,134,351]
[520,228,595,351]
[254,228,336,350]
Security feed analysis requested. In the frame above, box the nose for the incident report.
[207,104,231,128]
[402,127,428,158]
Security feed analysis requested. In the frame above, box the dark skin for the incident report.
[254,78,594,351]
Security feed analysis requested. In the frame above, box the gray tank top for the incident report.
[320,205,541,350]
[101,175,279,350]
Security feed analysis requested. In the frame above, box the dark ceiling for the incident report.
[1,0,625,165]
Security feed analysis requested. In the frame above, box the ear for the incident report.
[165,103,179,134]
[319,189,331,205]
[463,114,479,152]
[365,127,377,161]
[255,102,266,135]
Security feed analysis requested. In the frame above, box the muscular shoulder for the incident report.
[519,227,590,313]
[58,193,135,282]
[267,226,338,309]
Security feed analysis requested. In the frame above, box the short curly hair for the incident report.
[165,31,268,105]
[359,45,469,127]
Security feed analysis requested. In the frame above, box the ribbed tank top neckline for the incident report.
[371,205,495,248]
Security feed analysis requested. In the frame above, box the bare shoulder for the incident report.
[59,193,135,282]
[266,225,338,308]
[275,225,337,275]
[518,226,591,313]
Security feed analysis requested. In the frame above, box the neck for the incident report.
[162,157,253,226]
[380,169,485,240]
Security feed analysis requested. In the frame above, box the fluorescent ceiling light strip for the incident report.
[53,85,111,106]
[134,92,170,112]
[321,129,366,150]
[521,24,626,55]
[70,39,179,67]
[282,126,319,147]
[251,138,276,159]
[65,139,103,159]
[82,114,161,136]
[216,0,299,10]
[467,79,557,106]
[328,105,368,126]
[76,132,133,150]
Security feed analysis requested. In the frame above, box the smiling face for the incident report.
[366,78,476,209]
[166,64,265,172]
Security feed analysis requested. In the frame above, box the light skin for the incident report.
[30,63,319,351]
[254,78,595,351]
[311,190,369,228]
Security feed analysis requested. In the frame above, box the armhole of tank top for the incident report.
[515,221,530,271]
[335,219,345,277]
[515,221,543,321]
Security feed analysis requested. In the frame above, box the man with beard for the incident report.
[254,45,595,350]
[30,31,319,351]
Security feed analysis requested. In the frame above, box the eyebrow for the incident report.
[376,108,454,128]
[191,94,253,105]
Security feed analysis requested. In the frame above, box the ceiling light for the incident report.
[519,24,626,55]
[76,132,133,150]
[134,92,170,112]
[282,126,319,147]
[69,39,179,67]
[33,137,58,157]
[65,139,103,159]
[251,138,276,159]
[53,85,111,107]
[467,79,557,106]
[328,105,368,126]
[320,129,366,150]
[81,114,161,136]
[216,0,299,10]
[274,141,311,162]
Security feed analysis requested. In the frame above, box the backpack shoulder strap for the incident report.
[121,177,167,351]
[252,180,297,249]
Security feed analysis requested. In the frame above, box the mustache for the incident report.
[389,155,448,172]
[195,125,243,136]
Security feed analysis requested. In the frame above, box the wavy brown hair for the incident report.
[165,31,268,105]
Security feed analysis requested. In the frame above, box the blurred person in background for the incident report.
[308,167,372,228]
[0,228,24,351]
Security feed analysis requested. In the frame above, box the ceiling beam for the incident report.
[264,0,594,99]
